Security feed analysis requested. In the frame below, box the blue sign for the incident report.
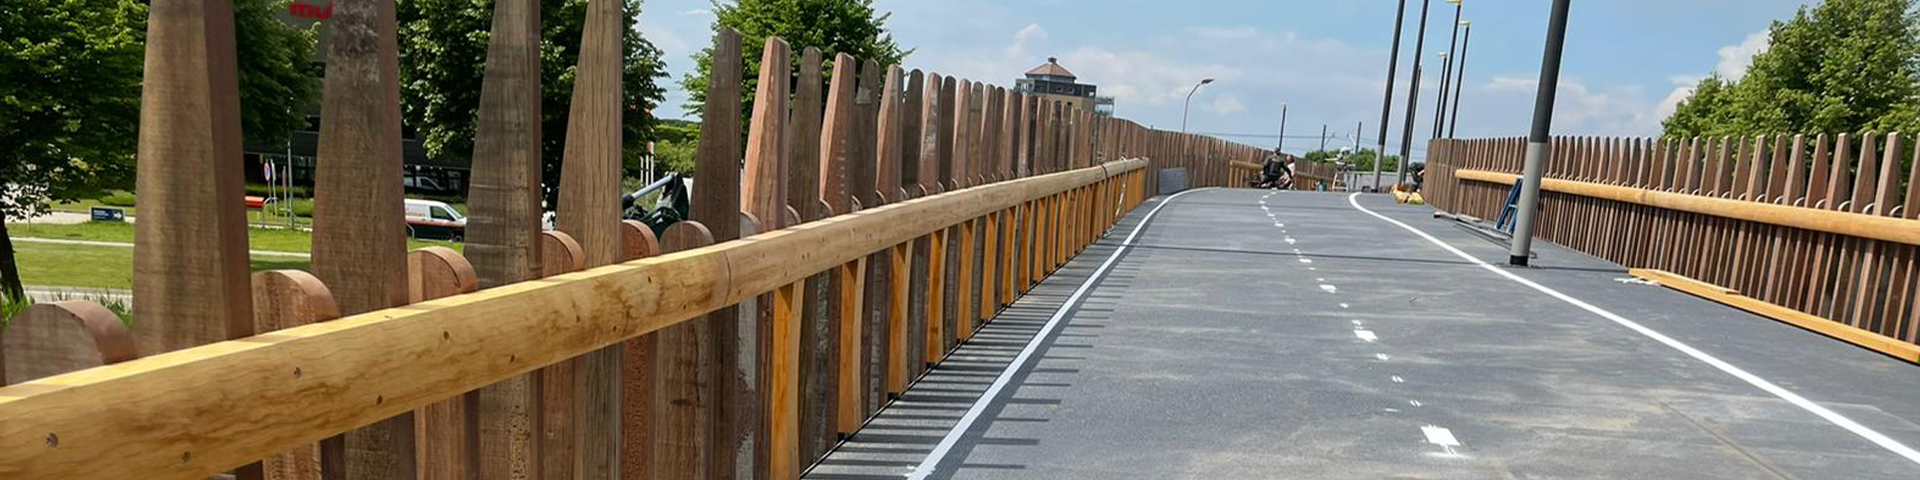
[90,207,125,223]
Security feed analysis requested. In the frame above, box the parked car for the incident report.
[405,198,466,241]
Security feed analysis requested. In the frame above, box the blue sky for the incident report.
[637,0,1815,161]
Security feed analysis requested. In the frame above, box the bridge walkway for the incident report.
[804,188,1920,480]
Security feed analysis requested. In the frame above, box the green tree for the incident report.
[1661,75,1732,138]
[235,0,323,146]
[652,120,700,175]
[0,0,146,299]
[1345,149,1401,173]
[1662,0,1920,137]
[398,0,669,204]
[680,0,910,118]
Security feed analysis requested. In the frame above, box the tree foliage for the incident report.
[398,0,669,203]
[679,0,910,118]
[235,0,323,146]
[1662,0,1920,137]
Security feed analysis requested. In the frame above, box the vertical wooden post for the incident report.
[818,52,865,437]
[464,1,544,477]
[854,59,888,417]
[874,66,913,396]
[615,220,657,479]
[742,37,793,480]
[650,222,715,480]
[688,29,747,480]
[132,0,252,357]
[309,0,411,477]
[408,250,480,480]
[786,47,834,462]
[554,0,627,478]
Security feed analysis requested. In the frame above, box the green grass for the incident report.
[12,242,310,290]
[9,222,461,253]
[49,198,138,217]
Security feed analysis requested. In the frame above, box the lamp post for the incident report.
[1433,51,1451,138]
[1179,78,1215,135]
[1435,0,1464,137]
[1510,0,1572,266]
[1449,20,1473,138]
[1395,0,1434,188]
[1373,0,1411,193]
[1277,103,1288,154]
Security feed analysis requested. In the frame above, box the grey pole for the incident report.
[1320,124,1328,151]
[1510,0,1572,266]
[1277,103,1288,153]
[1373,0,1410,192]
[1179,78,1214,135]
[1448,22,1472,138]
[1435,0,1463,138]
[1433,51,1452,138]
[1395,0,1433,188]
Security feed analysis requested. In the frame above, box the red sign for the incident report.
[290,2,331,20]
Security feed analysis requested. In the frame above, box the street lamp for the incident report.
[1510,0,1572,266]
[1435,0,1464,138]
[1373,0,1411,193]
[1394,0,1435,189]
[1433,51,1451,139]
[1179,78,1216,134]
[1449,20,1473,138]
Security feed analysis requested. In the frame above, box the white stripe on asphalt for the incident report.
[905,188,1213,480]
[1421,425,1460,447]
[1355,330,1378,342]
[1346,192,1920,466]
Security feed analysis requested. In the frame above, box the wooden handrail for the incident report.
[1455,168,1920,246]
[0,158,1144,480]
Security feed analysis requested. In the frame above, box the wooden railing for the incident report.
[1425,135,1920,357]
[0,5,1269,480]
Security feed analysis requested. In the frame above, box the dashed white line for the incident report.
[1285,237,1297,244]
[1298,258,1313,264]
[1354,330,1378,342]
[1346,192,1920,466]
[1392,375,1405,383]
[1375,353,1391,361]
[1408,399,1422,407]
[1338,302,1349,308]
[1421,425,1459,446]
[1319,284,1338,293]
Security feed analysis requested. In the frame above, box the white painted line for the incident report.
[1408,399,1422,407]
[1308,267,1317,271]
[1299,258,1313,264]
[1315,277,1326,282]
[905,189,1213,480]
[1285,237,1297,244]
[1354,330,1378,342]
[1346,192,1920,466]
[1338,302,1349,308]
[1319,284,1338,293]
[1392,375,1405,383]
[1422,425,1460,446]
[1351,320,1363,326]
[1375,353,1391,361]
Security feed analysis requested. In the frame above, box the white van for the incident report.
[404,199,467,241]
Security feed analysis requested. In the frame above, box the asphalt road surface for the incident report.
[804,188,1920,480]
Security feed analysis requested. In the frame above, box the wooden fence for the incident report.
[1425,135,1920,359]
[1228,159,1343,191]
[0,3,1269,480]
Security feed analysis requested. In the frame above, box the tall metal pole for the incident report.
[1510,0,1572,266]
[1395,0,1433,188]
[1179,78,1213,135]
[1373,0,1411,192]
[1433,51,1452,138]
[1277,103,1288,153]
[1448,22,1473,138]
[1435,0,1463,138]
[1354,121,1363,149]
[1320,124,1328,151]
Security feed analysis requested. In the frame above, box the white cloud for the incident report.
[1206,95,1247,116]
[1004,23,1048,60]
[1479,76,1658,135]
[1060,46,1240,109]
[681,8,710,16]
[1717,30,1770,80]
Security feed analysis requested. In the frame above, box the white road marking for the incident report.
[1421,425,1459,446]
[1308,267,1317,271]
[1351,320,1364,326]
[905,188,1213,480]
[1319,284,1338,293]
[1299,258,1313,264]
[1408,399,1422,407]
[1392,375,1405,383]
[1346,192,1920,466]
[1614,277,1658,286]
[1354,330,1378,342]
[1339,303,1349,308]
[1285,237,1297,244]
[1375,353,1391,361]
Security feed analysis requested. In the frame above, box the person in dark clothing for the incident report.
[1254,149,1292,189]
